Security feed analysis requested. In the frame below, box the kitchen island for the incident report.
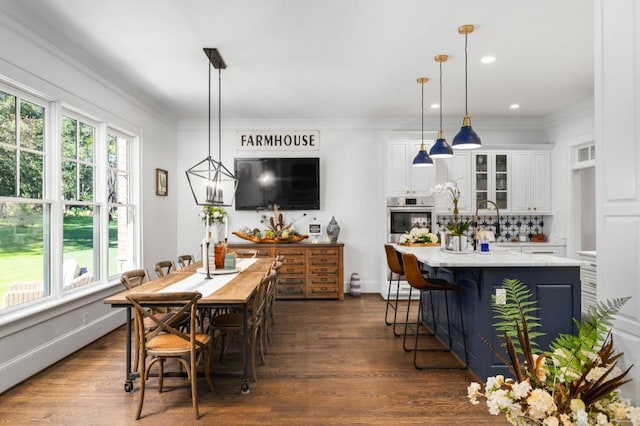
[393,245,583,380]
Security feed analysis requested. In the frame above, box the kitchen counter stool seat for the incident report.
[401,252,468,370]
[383,244,406,336]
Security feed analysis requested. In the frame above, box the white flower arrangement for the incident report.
[398,227,438,245]
[467,279,640,426]
[199,206,227,225]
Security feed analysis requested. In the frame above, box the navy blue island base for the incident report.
[393,245,582,381]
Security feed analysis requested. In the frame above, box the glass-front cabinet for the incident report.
[472,152,510,212]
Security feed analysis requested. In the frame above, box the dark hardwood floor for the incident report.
[0,294,507,425]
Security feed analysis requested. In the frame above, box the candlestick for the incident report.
[205,211,210,242]
[201,238,208,266]
[224,216,228,241]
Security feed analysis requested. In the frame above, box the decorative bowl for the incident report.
[232,231,309,244]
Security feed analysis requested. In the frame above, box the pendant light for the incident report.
[412,77,433,167]
[452,24,481,150]
[429,54,454,158]
[186,48,237,206]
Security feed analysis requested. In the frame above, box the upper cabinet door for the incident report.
[387,140,436,196]
[472,151,510,213]
[511,151,551,214]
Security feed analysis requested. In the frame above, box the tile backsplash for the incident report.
[435,214,545,242]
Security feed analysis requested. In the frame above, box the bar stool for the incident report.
[400,252,468,370]
[383,244,406,336]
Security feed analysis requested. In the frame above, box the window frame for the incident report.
[0,79,142,322]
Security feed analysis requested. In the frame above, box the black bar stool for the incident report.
[383,244,406,336]
[401,252,468,370]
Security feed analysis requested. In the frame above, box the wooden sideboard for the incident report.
[227,242,344,300]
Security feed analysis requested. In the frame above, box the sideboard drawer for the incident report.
[227,243,344,300]
[309,266,340,275]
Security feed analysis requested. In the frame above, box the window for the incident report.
[0,88,49,308]
[61,113,98,292]
[107,130,137,277]
[0,82,140,313]
[573,142,595,170]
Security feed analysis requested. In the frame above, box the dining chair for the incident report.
[154,260,175,277]
[264,260,283,351]
[210,271,275,382]
[234,249,257,259]
[120,269,151,372]
[177,254,194,268]
[401,252,468,370]
[126,292,214,420]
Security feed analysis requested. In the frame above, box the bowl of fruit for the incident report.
[232,205,308,244]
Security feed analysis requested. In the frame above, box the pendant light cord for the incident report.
[218,67,222,164]
[207,60,212,160]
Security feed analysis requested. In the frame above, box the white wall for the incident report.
[543,99,595,258]
[0,14,178,392]
[595,0,640,403]
[176,118,550,294]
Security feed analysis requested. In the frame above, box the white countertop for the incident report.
[393,244,584,268]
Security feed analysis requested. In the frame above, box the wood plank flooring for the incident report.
[0,294,508,425]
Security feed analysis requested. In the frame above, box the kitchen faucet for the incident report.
[473,200,501,251]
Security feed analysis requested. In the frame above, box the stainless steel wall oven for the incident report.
[386,196,436,242]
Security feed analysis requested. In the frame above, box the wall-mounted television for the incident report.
[234,157,320,211]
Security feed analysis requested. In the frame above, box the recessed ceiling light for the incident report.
[481,56,496,64]
[510,103,520,109]
[430,103,440,109]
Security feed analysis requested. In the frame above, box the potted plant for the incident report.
[467,278,639,425]
[431,182,472,251]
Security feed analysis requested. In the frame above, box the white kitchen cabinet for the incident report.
[511,151,551,214]
[387,140,436,196]
[577,251,597,316]
[435,152,472,213]
[472,151,510,212]
[497,243,566,257]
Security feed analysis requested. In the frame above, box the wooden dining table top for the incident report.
[104,257,274,307]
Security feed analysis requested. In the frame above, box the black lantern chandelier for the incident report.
[186,48,237,206]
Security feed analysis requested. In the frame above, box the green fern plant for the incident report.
[491,278,545,383]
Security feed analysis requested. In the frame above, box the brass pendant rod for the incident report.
[464,32,469,116]
[439,59,443,132]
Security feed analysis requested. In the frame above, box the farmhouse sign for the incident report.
[236,130,320,151]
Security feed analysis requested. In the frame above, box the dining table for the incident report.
[104,257,274,394]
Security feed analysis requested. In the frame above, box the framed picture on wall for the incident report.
[156,168,168,196]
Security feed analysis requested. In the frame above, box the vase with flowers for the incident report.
[467,278,639,426]
[398,227,439,246]
[431,181,472,251]
[200,205,227,242]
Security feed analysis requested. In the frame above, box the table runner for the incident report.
[160,258,259,296]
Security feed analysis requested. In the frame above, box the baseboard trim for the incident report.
[0,310,125,394]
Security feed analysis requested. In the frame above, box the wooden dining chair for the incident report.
[120,269,150,372]
[210,271,275,382]
[126,292,214,420]
[154,260,175,277]
[264,260,283,351]
[177,254,194,269]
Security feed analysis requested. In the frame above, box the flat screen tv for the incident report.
[234,157,320,211]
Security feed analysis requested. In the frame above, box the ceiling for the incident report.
[0,0,594,122]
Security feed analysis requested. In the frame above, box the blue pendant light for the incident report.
[429,54,453,159]
[452,24,481,150]
[412,77,433,167]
